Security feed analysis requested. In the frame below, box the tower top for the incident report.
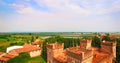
[80,39,92,50]
[46,42,64,49]
[101,41,116,46]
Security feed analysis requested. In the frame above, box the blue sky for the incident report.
[0,0,120,32]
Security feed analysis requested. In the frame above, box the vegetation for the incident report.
[0,32,120,63]
[92,36,101,48]
[7,53,30,63]
[27,56,46,63]
[7,53,46,63]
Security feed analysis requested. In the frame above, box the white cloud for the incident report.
[1,0,120,32]
[8,0,120,15]
[34,0,90,15]
[9,3,25,8]
[70,0,120,14]
[16,7,35,14]
[33,0,120,15]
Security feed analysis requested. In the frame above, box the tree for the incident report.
[92,36,101,48]
[31,36,34,42]
[102,36,110,41]
[116,45,120,63]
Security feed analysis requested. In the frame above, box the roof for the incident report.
[9,43,41,54]
[54,55,67,63]
[2,54,15,58]
[92,49,110,63]
[0,52,5,55]
[6,46,23,53]
[14,47,41,53]
[67,47,92,55]
[32,41,39,45]
[0,57,9,61]
[54,51,67,63]
[66,47,93,60]
[0,54,15,61]
[109,35,116,39]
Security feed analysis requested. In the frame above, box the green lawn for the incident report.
[26,56,46,63]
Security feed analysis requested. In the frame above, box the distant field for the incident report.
[0,39,8,42]
[26,56,46,63]
[0,42,10,46]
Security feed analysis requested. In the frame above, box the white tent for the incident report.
[6,46,23,53]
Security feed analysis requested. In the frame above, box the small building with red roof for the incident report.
[8,43,42,58]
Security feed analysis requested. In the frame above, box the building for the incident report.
[46,42,67,63]
[66,39,93,63]
[0,42,42,63]
[8,43,42,57]
[32,39,40,47]
[47,39,116,63]
[0,52,15,63]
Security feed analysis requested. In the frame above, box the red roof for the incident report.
[109,35,116,39]
[0,57,9,61]
[32,41,39,45]
[0,54,15,61]
[10,43,41,54]
[92,50,110,63]
[0,52,5,55]
[54,51,67,63]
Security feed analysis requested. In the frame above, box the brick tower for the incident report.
[80,39,92,50]
[66,39,93,63]
[46,42,64,63]
[101,41,116,58]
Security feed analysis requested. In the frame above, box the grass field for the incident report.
[26,56,46,63]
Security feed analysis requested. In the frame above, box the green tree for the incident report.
[116,45,120,63]
[92,36,101,48]
[31,36,34,42]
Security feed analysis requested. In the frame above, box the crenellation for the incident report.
[47,39,116,63]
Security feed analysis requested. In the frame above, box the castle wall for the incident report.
[98,54,113,63]
[47,48,54,63]
[101,42,116,58]
[47,43,64,63]
[80,40,92,50]
[82,56,93,63]
[101,45,112,54]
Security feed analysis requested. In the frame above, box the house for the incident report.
[0,39,42,63]
[8,43,42,58]
[0,52,15,63]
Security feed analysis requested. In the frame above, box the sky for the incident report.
[0,0,120,32]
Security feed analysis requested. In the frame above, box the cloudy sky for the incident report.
[0,0,120,32]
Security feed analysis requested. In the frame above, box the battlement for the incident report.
[66,47,93,60]
[80,39,92,50]
[46,42,64,49]
[101,41,116,58]
[101,41,116,46]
